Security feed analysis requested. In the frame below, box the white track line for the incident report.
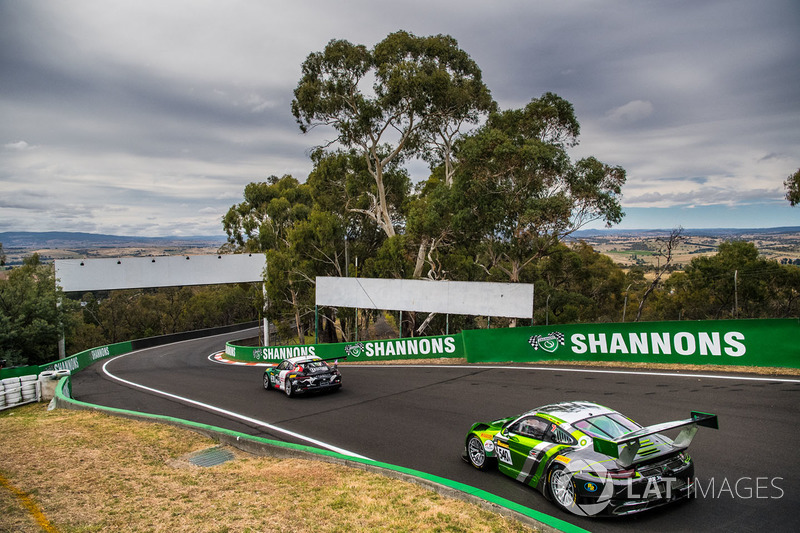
[101,353,373,460]
[209,353,800,383]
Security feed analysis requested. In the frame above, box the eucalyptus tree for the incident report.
[786,168,800,206]
[453,93,626,283]
[222,175,313,253]
[0,254,77,365]
[291,30,494,241]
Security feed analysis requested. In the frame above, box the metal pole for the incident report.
[268,283,269,346]
[622,283,632,323]
[546,294,550,326]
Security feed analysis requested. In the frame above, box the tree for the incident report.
[222,175,313,253]
[634,227,683,321]
[453,93,626,283]
[291,31,494,239]
[785,168,800,206]
[0,254,77,366]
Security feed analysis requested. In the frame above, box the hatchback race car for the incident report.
[263,355,344,397]
[463,401,718,517]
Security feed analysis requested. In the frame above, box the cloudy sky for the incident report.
[1,0,798,237]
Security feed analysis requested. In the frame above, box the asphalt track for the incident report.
[71,328,800,533]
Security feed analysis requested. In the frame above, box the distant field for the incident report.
[2,229,799,269]
[574,229,800,269]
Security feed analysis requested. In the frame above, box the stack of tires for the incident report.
[1,377,22,407]
[0,380,5,408]
[20,375,38,402]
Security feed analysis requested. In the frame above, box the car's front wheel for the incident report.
[548,464,576,512]
[466,435,490,470]
[263,373,271,390]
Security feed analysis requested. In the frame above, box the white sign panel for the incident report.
[316,277,533,318]
[55,254,266,292]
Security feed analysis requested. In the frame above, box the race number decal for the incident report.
[495,445,512,465]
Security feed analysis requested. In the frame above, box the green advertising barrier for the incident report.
[0,341,134,380]
[462,318,800,368]
[226,318,799,369]
[225,333,465,363]
[39,341,135,374]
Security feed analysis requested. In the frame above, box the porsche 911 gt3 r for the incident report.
[263,355,343,397]
[463,401,718,517]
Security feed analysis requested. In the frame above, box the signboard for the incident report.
[55,254,266,292]
[316,277,534,319]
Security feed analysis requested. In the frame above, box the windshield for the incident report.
[574,413,641,439]
[304,361,329,371]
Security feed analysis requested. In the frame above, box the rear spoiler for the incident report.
[318,356,347,364]
[593,411,718,467]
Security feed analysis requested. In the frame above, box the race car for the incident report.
[462,401,718,517]
[263,355,344,397]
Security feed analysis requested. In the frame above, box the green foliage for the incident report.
[785,168,800,206]
[0,254,77,366]
[658,241,800,320]
[65,284,260,354]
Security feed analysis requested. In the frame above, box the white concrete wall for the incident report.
[316,277,533,318]
[55,254,266,292]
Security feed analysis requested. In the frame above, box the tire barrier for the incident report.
[1,377,22,407]
[38,370,65,402]
[0,374,43,410]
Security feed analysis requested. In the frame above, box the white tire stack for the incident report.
[1,377,21,406]
[20,374,38,402]
[0,381,5,408]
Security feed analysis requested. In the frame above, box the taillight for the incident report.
[607,468,636,479]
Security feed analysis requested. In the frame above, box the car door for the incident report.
[494,416,550,484]
[276,360,293,390]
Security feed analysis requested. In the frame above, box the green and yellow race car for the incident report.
[462,401,718,517]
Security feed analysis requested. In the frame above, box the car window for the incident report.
[574,414,641,439]
[545,423,577,445]
[305,361,328,371]
[510,416,548,440]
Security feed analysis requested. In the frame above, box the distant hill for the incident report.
[0,231,227,249]
[570,226,800,239]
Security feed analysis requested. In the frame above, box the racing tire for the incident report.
[466,435,490,470]
[284,377,294,397]
[263,373,271,390]
[547,464,577,512]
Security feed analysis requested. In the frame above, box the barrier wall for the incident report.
[224,334,465,363]
[462,318,799,367]
[225,318,800,369]
[0,321,259,381]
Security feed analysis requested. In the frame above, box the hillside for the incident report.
[2,228,799,269]
[0,232,228,267]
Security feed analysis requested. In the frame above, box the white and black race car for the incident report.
[263,355,343,397]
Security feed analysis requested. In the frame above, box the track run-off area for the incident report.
[70,329,800,533]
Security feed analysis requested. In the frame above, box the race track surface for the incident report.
[71,329,800,532]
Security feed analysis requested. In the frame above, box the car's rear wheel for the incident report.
[284,377,294,397]
[548,464,576,511]
[466,435,489,470]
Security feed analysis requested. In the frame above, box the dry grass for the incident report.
[0,405,534,533]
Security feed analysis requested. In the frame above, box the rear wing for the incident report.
[593,411,718,467]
